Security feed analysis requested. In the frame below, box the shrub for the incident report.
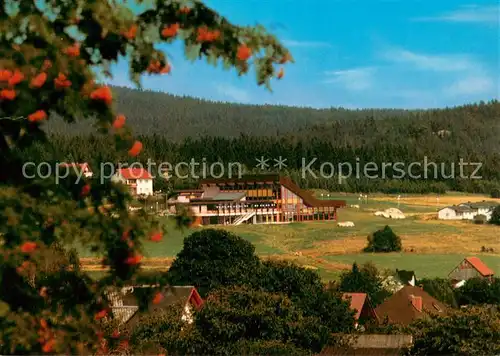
[491,188,500,198]
[364,225,402,253]
[490,206,500,225]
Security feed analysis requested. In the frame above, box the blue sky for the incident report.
[109,1,499,109]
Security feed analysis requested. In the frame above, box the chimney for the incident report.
[410,295,422,312]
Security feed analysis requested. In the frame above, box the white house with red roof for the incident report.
[112,167,153,196]
[448,256,494,286]
[59,162,93,178]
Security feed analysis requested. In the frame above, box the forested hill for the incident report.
[32,88,500,194]
[45,86,419,139]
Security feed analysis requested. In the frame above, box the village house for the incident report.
[105,285,204,331]
[381,270,417,293]
[448,256,494,286]
[112,167,154,196]
[169,173,346,226]
[438,201,498,221]
[318,334,413,356]
[374,286,447,326]
[59,162,93,178]
[342,293,378,329]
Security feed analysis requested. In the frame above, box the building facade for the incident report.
[448,257,494,283]
[112,168,153,196]
[170,174,346,226]
[438,201,498,221]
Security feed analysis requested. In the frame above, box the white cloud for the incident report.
[215,83,251,103]
[383,49,474,72]
[282,39,332,48]
[323,67,375,91]
[414,5,499,24]
[447,74,495,96]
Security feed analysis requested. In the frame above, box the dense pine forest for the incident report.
[35,87,500,194]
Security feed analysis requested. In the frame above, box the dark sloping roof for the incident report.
[319,334,413,355]
[279,176,346,208]
[444,205,476,213]
[199,174,346,208]
[374,286,447,326]
[200,173,280,184]
[396,269,415,285]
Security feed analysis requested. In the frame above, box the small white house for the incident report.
[438,201,497,221]
[112,168,153,196]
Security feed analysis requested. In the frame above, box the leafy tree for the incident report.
[259,260,355,333]
[490,205,500,225]
[195,286,331,354]
[456,277,500,306]
[339,262,391,306]
[406,306,500,356]
[167,229,261,296]
[364,225,402,253]
[419,278,458,308]
[0,0,290,353]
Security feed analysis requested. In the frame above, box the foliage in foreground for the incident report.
[405,306,500,356]
[131,286,351,355]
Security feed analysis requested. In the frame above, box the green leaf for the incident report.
[185,43,201,61]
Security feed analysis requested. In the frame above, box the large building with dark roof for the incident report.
[170,173,346,225]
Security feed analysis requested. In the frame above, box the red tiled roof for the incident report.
[465,257,494,277]
[342,293,367,320]
[118,168,152,180]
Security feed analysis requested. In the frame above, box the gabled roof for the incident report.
[374,286,447,326]
[462,201,498,209]
[396,269,415,285]
[117,168,153,180]
[464,257,494,277]
[342,293,368,321]
[319,334,413,355]
[441,205,476,213]
[107,285,203,327]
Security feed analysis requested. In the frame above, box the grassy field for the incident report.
[80,192,500,281]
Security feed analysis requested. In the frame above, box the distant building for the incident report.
[374,286,447,326]
[438,201,498,221]
[105,285,204,330]
[59,162,93,178]
[169,173,346,226]
[381,270,416,293]
[448,256,494,284]
[342,293,378,329]
[112,168,153,196]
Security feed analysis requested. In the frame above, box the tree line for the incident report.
[25,98,500,194]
